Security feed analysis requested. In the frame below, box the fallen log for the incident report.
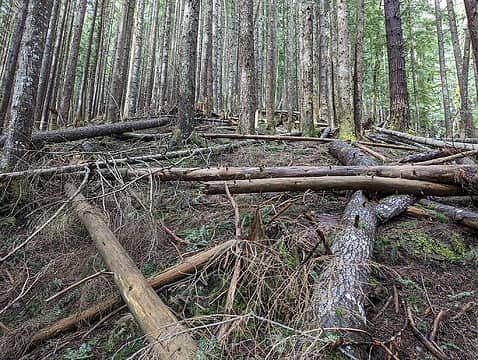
[416,199,478,231]
[203,176,465,196]
[440,137,478,143]
[120,164,477,185]
[354,143,388,162]
[397,149,457,164]
[65,183,197,359]
[26,240,236,351]
[0,141,255,181]
[376,128,478,151]
[0,118,172,147]
[309,191,377,357]
[414,150,478,166]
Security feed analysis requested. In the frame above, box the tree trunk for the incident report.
[416,199,478,231]
[238,0,257,134]
[300,1,314,137]
[0,0,29,133]
[1,0,52,170]
[177,0,200,138]
[353,0,364,137]
[265,0,276,131]
[434,0,452,137]
[65,183,198,359]
[158,0,172,111]
[57,0,88,127]
[318,0,329,125]
[384,0,410,131]
[462,32,476,137]
[107,0,136,123]
[336,0,353,139]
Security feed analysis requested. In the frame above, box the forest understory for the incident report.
[0,121,477,360]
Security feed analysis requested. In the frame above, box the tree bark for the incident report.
[65,183,198,359]
[177,0,200,138]
[353,0,364,137]
[158,0,172,111]
[418,199,478,231]
[384,0,410,131]
[265,0,277,131]
[0,0,29,133]
[300,1,315,137]
[57,0,88,127]
[434,0,452,137]
[1,0,52,170]
[238,0,257,134]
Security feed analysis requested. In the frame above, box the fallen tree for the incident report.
[414,150,478,165]
[397,149,458,164]
[203,176,465,196]
[25,239,236,352]
[375,128,478,151]
[65,183,198,359]
[0,117,172,146]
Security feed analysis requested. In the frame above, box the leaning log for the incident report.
[65,183,198,359]
[25,240,236,352]
[0,117,171,146]
[203,176,465,196]
[375,127,478,151]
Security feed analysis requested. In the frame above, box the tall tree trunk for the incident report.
[34,0,60,129]
[464,0,478,136]
[434,0,452,137]
[300,1,314,137]
[265,0,277,131]
[318,0,329,125]
[177,0,200,138]
[126,0,145,117]
[336,0,353,138]
[462,31,475,137]
[238,0,257,134]
[107,0,136,123]
[159,0,172,111]
[58,0,88,127]
[143,0,160,115]
[384,0,410,131]
[353,0,364,137]
[285,0,294,130]
[0,0,29,133]
[75,0,100,124]
[2,0,53,170]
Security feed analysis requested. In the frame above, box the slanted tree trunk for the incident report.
[0,0,29,133]
[300,1,315,137]
[57,0,88,127]
[177,0,200,139]
[65,183,198,359]
[238,0,257,134]
[384,0,410,131]
[2,0,52,170]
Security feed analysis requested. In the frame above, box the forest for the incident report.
[0,0,477,359]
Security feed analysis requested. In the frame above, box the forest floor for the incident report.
[0,125,477,359]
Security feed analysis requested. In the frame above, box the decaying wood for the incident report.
[203,176,465,196]
[354,142,388,161]
[0,118,171,147]
[375,195,416,223]
[440,137,478,143]
[65,183,198,359]
[27,240,237,350]
[376,127,478,151]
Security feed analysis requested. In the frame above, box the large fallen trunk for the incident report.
[203,176,465,196]
[307,141,415,358]
[121,164,477,185]
[0,117,171,146]
[65,183,197,359]
[397,149,458,163]
[0,141,255,181]
[375,127,478,151]
[25,240,236,352]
